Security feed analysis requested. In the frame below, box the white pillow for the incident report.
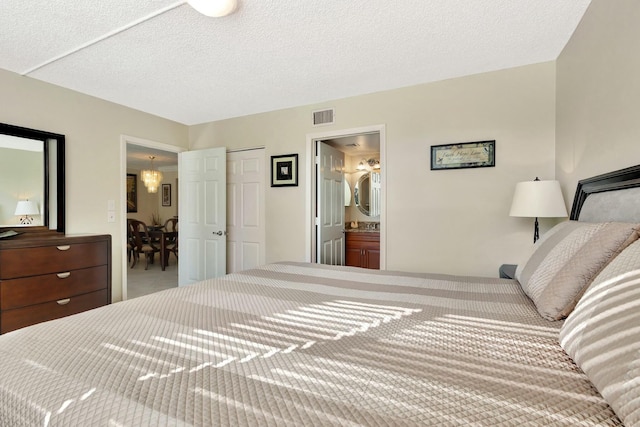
[559,239,640,426]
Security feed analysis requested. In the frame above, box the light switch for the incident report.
[107,211,116,223]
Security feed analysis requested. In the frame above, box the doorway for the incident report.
[305,125,386,269]
[121,138,267,299]
[120,135,183,300]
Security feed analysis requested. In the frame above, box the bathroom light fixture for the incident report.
[141,156,163,194]
[509,177,567,243]
[15,200,39,225]
[187,0,238,17]
[357,158,380,171]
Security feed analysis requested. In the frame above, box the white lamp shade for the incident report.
[509,180,568,218]
[15,200,39,216]
[187,0,237,17]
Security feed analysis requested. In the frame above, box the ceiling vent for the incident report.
[312,108,335,126]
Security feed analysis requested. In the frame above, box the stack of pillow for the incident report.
[516,220,640,425]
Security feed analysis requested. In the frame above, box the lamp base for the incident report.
[18,216,33,225]
[533,217,539,243]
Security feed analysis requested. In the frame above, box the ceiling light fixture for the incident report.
[187,0,238,17]
[141,156,163,194]
[357,158,381,171]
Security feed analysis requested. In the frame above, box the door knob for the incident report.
[213,230,227,236]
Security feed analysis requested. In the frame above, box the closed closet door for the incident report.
[226,149,266,274]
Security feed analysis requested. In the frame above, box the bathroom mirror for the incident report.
[354,171,381,217]
[0,123,65,233]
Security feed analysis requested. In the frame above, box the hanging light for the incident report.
[187,0,238,17]
[141,156,163,194]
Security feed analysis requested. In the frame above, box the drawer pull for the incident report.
[57,272,71,279]
[57,298,71,305]
[57,245,71,251]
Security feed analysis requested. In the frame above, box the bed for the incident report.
[1,166,640,426]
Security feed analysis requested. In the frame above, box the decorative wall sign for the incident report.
[430,140,495,170]
[271,154,298,187]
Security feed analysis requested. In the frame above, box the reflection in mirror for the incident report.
[355,171,381,217]
[344,179,351,207]
[0,123,65,232]
[0,137,44,226]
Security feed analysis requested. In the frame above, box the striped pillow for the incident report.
[517,221,639,320]
[560,240,640,425]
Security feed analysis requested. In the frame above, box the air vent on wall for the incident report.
[312,108,335,126]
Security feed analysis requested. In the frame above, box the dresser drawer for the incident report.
[0,289,108,334]
[0,265,108,310]
[0,241,108,279]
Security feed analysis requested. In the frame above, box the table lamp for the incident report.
[509,178,567,243]
[15,200,39,225]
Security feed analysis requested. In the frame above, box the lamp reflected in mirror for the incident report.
[15,200,39,225]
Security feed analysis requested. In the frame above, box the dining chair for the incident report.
[128,219,160,270]
[163,217,178,263]
[126,219,136,265]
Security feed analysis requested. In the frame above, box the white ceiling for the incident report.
[1,1,591,126]
[126,143,178,169]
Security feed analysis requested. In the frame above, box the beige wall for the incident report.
[1,68,188,301]
[191,62,557,276]
[556,0,640,199]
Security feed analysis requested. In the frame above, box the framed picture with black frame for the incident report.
[271,154,298,187]
[430,140,495,170]
[162,183,171,206]
[126,173,137,212]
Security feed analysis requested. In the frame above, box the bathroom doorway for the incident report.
[306,125,386,269]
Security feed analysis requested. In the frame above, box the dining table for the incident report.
[148,228,177,271]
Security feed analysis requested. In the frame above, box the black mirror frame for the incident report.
[0,123,65,233]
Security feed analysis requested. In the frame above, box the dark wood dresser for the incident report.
[0,234,111,334]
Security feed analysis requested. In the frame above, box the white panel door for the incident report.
[178,147,226,285]
[227,149,266,273]
[317,142,345,265]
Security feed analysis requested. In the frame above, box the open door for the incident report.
[178,147,227,285]
[317,142,345,265]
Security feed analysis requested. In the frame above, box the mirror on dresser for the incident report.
[0,123,65,233]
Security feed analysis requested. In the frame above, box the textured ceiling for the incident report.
[126,143,178,169]
[1,0,591,125]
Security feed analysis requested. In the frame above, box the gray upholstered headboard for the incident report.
[570,165,640,222]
